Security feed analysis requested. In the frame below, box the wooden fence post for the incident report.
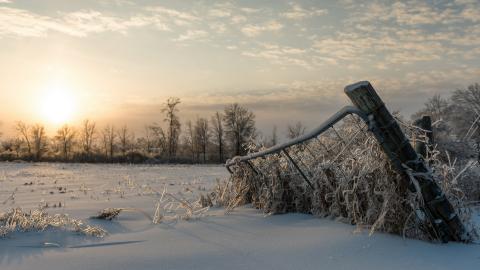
[344,81,465,242]
[414,115,433,159]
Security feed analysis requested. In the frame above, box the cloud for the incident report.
[241,20,283,37]
[0,5,198,38]
[1,0,479,89]
[145,6,198,26]
[231,15,247,24]
[174,29,208,42]
[0,7,149,37]
[0,0,12,3]
[62,10,134,36]
[99,0,134,7]
[209,8,231,18]
[0,7,66,37]
[209,22,227,34]
[460,5,480,23]
[281,3,327,20]
[346,0,479,27]
[241,43,310,68]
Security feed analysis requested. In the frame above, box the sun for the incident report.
[40,85,77,125]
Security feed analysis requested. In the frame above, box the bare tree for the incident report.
[210,111,224,162]
[31,124,47,160]
[184,120,197,161]
[117,125,133,158]
[149,124,167,157]
[162,97,181,160]
[194,117,209,162]
[286,121,306,139]
[412,94,449,123]
[451,83,480,113]
[449,84,480,138]
[80,119,96,156]
[2,138,22,158]
[55,124,76,160]
[15,121,31,156]
[142,125,154,155]
[449,83,480,159]
[12,138,22,158]
[223,103,256,156]
[101,125,116,160]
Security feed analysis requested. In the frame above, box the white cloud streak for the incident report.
[281,3,327,20]
[241,20,283,37]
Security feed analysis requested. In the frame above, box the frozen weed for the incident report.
[0,208,106,238]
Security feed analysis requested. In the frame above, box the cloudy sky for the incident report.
[0,0,479,136]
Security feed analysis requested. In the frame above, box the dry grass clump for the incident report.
[0,208,107,238]
[217,116,478,242]
[91,186,210,226]
[152,186,210,224]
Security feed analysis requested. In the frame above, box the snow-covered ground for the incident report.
[0,162,479,270]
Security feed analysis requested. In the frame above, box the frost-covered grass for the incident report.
[0,208,106,237]
[220,118,479,242]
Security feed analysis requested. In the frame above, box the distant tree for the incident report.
[101,125,116,160]
[142,125,154,155]
[194,117,209,162]
[451,83,480,113]
[1,138,22,158]
[80,119,96,156]
[31,124,47,160]
[449,84,480,138]
[162,97,181,160]
[223,103,256,156]
[286,121,306,139]
[449,83,480,159]
[12,138,22,158]
[412,94,449,123]
[55,124,76,160]
[210,111,224,162]
[148,124,167,156]
[184,120,197,161]
[15,121,31,155]
[117,125,133,158]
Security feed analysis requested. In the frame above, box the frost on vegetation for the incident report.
[0,208,106,238]
[213,116,479,242]
[152,186,210,225]
[110,176,210,224]
[92,186,210,226]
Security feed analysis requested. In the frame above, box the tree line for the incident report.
[0,98,307,164]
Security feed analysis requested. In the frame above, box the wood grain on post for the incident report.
[344,81,465,242]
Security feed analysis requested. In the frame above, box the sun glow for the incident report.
[40,84,77,125]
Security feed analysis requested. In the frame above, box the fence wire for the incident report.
[226,109,371,192]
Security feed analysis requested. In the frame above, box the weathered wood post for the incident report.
[414,115,433,159]
[345,81,465,242]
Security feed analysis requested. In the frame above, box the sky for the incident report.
[0,0,479,137]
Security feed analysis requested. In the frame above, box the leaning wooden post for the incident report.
[413,115,433,159]
[345,81,465,242]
